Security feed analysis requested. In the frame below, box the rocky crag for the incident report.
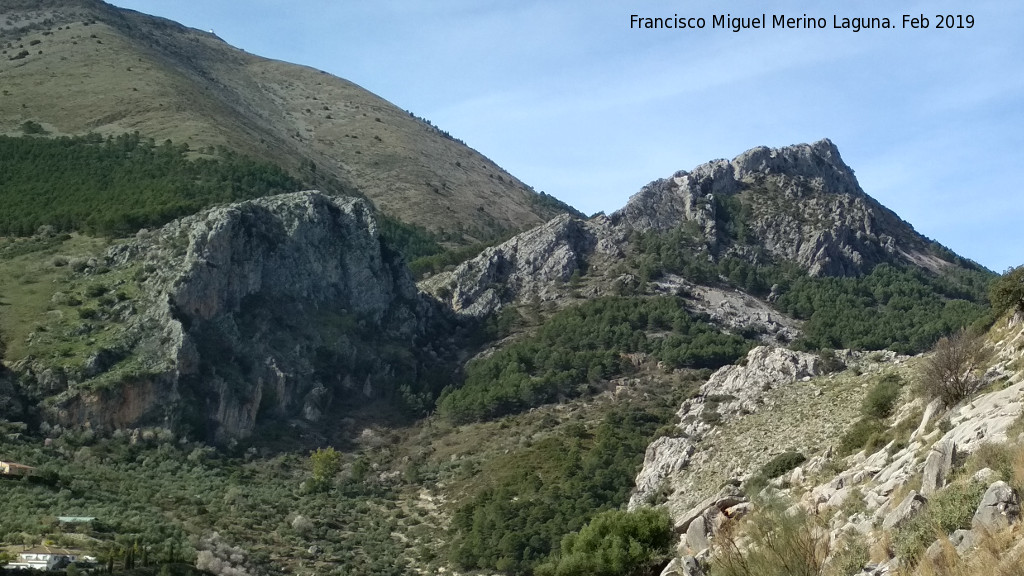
[16,192,457,442]
[613,139,946,276]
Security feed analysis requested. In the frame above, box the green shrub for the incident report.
[818,348,845,374]
[20,120,46,134]
[838,418,886,456]
[700,410,723,425]
[826,532,870,576]
[964,443,1015,482]
[534,508,673,576]
[861,373,903,420]
[893,480,987,562]
[84,284,108,298]
[760,451,807,480]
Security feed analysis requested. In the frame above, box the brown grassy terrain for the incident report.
[0,0,572,242]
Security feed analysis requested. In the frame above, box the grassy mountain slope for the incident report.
[0,0,575,241]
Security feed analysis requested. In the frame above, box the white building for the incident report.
[5,546,81,570]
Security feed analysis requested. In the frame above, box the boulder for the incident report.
[685,514,712,554]
[921,439,955,496]
[949,529,977,555]
[672,484,747,533]
[972,481,1021,531]
[660,556,705,576]
[882,491,927,531]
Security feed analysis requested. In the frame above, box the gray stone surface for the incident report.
[921,439,955,496]
[420,214,614,317]
[972,480,1021,531]
[882,491,927,531]
[613,139,945,277]
[41,192,454,441]
[630,437,695,509]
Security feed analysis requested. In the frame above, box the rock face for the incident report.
[628,346,822,515]
[882,491,927,531]
[677,346,821,439]
[421,214,618,317]
[631,437,696,508]
[43,192,453,441]
[0,365,25,421]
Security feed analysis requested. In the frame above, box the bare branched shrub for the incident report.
[920,330,991,406]
[194,533,259,576]
[711,504,831,576]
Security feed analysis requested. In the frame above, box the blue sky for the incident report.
[108,0,1023,272]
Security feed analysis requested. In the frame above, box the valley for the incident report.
[0,2,1022,576]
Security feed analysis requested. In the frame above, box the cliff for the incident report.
[19,192,455,442]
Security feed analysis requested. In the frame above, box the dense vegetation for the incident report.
[773,264,990,354]
[407,232,514,279]
[535,508,673,576]
[631,223,992,354]
[377,215,444,264]
[0,430,415,576]
[448,408,668,574]
[0,133,304,236]
[438,296,752,423]
[990,265,1024,314]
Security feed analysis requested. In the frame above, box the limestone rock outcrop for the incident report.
[40,191,454,441]
[920,439,955,496]
[420,214,619,317]
[973,481,1021,531]
[631,437,696,509]
[678,346,821,438]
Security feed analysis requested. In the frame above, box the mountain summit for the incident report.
[614,139,952,276]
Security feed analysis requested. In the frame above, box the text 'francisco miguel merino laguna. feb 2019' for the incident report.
[629,13,975,32]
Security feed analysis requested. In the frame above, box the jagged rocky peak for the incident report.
[43,191,453,442]
[422,138,971,323]
[614,139,947,277]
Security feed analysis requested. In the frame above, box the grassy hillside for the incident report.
[0,0,576,242]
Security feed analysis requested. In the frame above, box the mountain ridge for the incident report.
[422,139,987,323]
[0,0,575,241]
